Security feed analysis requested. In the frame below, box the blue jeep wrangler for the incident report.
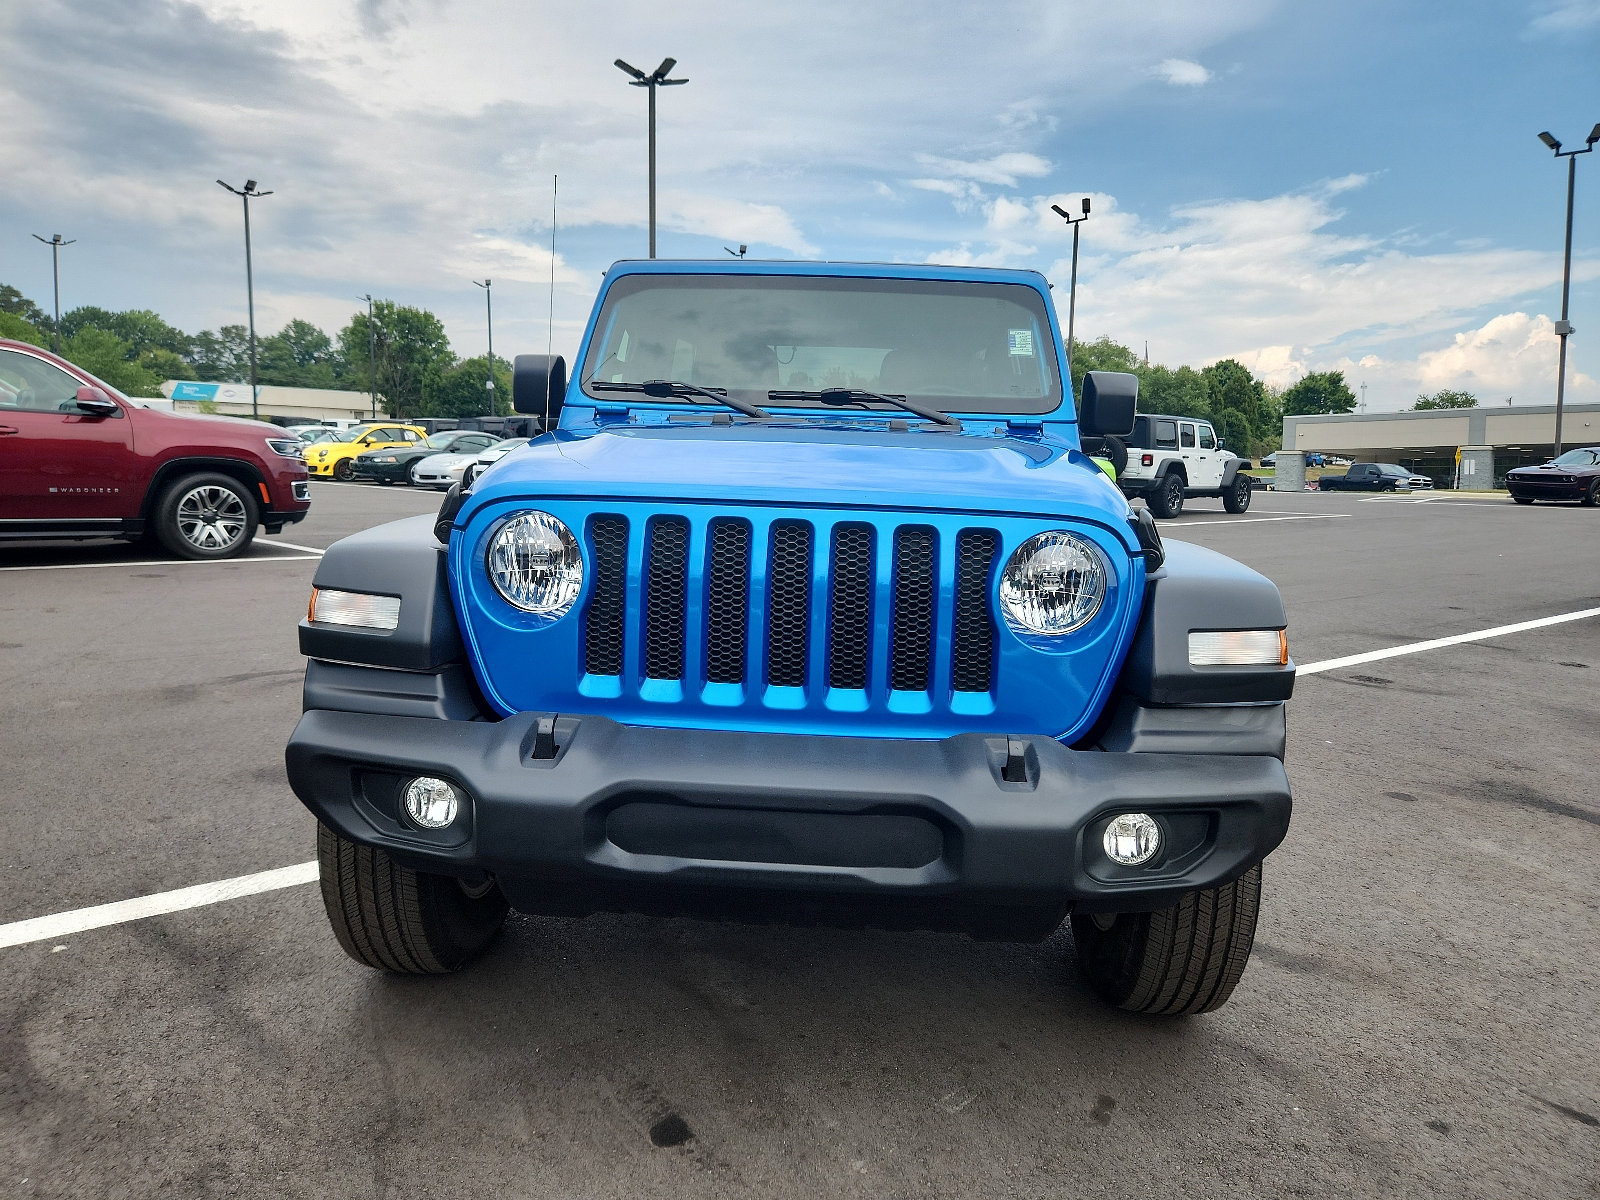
[287,260,1294,1015]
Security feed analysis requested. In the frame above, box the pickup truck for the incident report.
[1316,462,1432,491]
[286,259,1296,1016]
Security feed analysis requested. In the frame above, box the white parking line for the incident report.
[1167,514,1346,528]
[2,602,1596,950]
[261,538,326,555]
[0,554,320,573]
[1297,606,1600,676]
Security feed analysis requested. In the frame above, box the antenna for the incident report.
[548,174,558,428]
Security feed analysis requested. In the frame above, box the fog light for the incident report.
[1103,812,1161,866]
[403,776,460,829]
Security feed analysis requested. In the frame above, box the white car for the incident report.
[460,437,533,488]
[410,449,482,490]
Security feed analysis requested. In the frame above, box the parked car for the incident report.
[1505,446,1600,505]
[1117,413,1255,517]
[457,436,534,488]
[1316,462,1432,491]
[287,259,1296,1016]
[0,337,310,558]
[302,422,429,480]
[286,424,340,444]
[350,430,500,486]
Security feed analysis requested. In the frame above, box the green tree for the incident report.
[139,346,196,382]
[0,284,48,326]
[1068,335,1141,395]
[1413,389,1477,410]
[338,301,454,417]
[1137,363,1210,419]
[58,328,162,397]
[1281,370,1357,416]
[0,311,47,346]
[422,355,512,418]
[1201,359,1265,432]
[1211,407,1253,454]
[187,326,251,382]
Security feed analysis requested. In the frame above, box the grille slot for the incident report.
[827,525,874,689]
[585,516,628,676]
[767,522,812,687]
[890,528,936,691]
[953,530,999,692]
[643,517,689,679]
[705,520,751,684]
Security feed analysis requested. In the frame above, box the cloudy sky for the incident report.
[2,0,1597,411]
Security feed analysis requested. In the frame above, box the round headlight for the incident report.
[998,531,1106,635]
[487,511,583,615]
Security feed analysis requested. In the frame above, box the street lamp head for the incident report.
[1538,131,1561,152]
[1588,122,1600,145]
[653,57,677,80]
[614,58,646,80]
[1082,197,1091,215]
[244,179,257,192]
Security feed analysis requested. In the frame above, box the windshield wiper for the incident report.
[767,387,962,430]
[587,378,771,419]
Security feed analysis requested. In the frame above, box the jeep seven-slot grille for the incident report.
[582,514,1001,699]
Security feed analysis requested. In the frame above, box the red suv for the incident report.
[0,338,310,558]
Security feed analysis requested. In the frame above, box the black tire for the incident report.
[153,471,258,560]
[1222,474,1253,514]
[1512,494,1534,505]
[333,458,355,481]
[316,822,508,973]
[461,464,477,488]
[1071,864,1261,1015]
[1582,480,1599,507]
[1148,472,1186,519]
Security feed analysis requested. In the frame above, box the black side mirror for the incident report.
[75,386,118,417]
[1216,437,1228,450]
[1080,371,1137,437]
[513,354,567,425]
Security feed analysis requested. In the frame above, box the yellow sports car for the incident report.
[302,423,429,481]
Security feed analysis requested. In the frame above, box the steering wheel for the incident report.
[14,387,36,409]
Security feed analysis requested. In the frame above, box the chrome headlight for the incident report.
[487,511,583,616]
[998,531,1106,635]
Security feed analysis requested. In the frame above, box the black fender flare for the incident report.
[1219,457,1252,489]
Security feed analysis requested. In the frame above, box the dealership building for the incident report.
[160,380,378,423]
[1274,400,1600,489]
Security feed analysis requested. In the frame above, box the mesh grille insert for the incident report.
[643,517,689,679]
[890,528,936,691]
[705,520,751,684]
[767,522,812,687]
[584,516,628,676]
[953,530,999,692]
[827,525,874,689]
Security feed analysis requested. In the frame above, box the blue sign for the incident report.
[171,382,219,401]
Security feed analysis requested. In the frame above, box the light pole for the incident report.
[614,56,688,258]
[216,178,273,419]
[474,278,496,413]
[724,244,747,258]
[1050,198,1091,363]
[30,233,75,353]
[359,294,378,419]
[1537,123,1599,455]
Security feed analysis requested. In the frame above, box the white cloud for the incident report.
[915,152,1054,187]
[1154,58,1213,85]
[1525,1,1600,36]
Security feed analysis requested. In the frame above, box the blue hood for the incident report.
[462,420,1136,544]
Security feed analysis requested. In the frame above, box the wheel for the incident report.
[316,823,508,973]
[153,472,257,560]
[1583,480,1599,507]
[1071,864,1261,1015]
[1512,494,1534,505]
[1148,472,1185,519]
[333,458,355,481]
[461,464,477,488]
[1222,474,1253,514]
[408,460,427,487]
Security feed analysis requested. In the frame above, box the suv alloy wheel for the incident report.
[154,472,258,559]
[1149,472,1185,518]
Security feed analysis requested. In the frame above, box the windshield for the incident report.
[422,431,460,449]
[1378,464,1410,475]
[580,274,1062,416]
[488,437,529,452]
[1552,448,1600,466]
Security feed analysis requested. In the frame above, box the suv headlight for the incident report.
[998,531,1106,635]
[267,438,304,458]
[487,511,583,616]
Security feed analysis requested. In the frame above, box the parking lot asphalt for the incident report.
[2,481,1597,1199]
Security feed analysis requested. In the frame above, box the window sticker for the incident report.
[1007,329,1035,356]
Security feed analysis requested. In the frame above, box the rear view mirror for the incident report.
[1080,371,1137,437]
[513,354,567,426]
[74,386,118,417]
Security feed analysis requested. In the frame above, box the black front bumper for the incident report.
[287,709,1292,939]
[350,461,408,482]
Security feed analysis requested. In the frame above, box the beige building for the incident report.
[161,380,378,423]
[1280,401,1600,489]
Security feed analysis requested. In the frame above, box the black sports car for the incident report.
[350,430,499,485]
[1505,446,1600,505]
